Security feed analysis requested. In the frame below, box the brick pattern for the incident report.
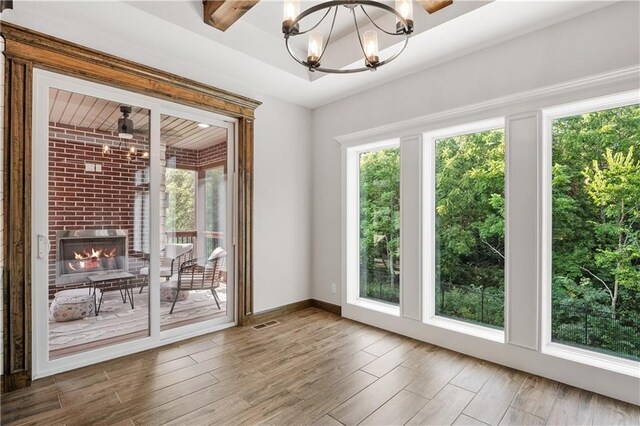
[165,142,226,170]
[48,123,151,298]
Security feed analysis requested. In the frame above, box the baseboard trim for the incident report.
[310,299,342,316]
[243,299,342,326]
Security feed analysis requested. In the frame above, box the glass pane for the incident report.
[47,88,150,359]
[551,104,640,360]
[160,114,229,330]
[359,147,400,305]
[434,129,505,329]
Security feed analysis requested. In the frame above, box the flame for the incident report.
[68,246,117,272]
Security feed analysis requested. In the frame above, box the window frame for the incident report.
[541,90,640,376]
[422,118,506,343]
[345,138,401,317]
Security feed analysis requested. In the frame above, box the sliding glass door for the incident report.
[32,69,236,377]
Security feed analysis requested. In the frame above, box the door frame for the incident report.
[2,22,259,392]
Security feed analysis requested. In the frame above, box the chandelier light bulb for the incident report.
[282,0,300,33]
[395,0,414,33]
[129,146,137,155]
[307,32,323,68]
[363,31,380,67]
[103,144,110,154]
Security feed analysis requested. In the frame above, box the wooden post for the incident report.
[2,55,33,392]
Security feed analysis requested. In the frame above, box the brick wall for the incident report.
[166,142,226,170]
[48,123,151,298]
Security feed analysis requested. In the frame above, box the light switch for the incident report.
[85,163,95,172]
[95,164,102,172]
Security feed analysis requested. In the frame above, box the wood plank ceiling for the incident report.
[49,88,227,150]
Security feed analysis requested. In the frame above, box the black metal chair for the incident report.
[139,243,193,293]
[169,255,226,314]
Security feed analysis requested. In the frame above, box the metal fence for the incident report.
[436,283,504,327]
[552,303,640,360]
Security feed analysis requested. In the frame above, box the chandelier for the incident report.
[282,0,414,74]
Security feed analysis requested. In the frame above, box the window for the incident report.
[358,146,400,306]
[550,103,640,361]
[432,127,505,329]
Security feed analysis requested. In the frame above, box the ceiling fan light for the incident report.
[117,117,134,139]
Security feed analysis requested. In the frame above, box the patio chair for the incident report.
[138,243,193,293]
[168,250,226,314]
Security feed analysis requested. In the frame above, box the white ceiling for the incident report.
[2,1,617,109]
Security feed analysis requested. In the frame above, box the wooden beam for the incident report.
[418,0,453,14]
[203,0,260,32]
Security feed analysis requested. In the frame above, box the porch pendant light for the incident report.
[117,105,134,139]
[282,0,414,74]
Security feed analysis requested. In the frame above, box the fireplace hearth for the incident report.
[56,230,128,285]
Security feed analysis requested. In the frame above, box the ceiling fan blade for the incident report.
[418,0,453,14]
[203,0,260,32]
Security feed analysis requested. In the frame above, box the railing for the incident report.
[166,230,225,256]
[552,302,640,361]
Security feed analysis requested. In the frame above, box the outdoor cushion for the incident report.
[49,288,98,322]
[208,247,227,260]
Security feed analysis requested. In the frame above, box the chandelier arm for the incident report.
[284,38,313,69]
[359,5,401,37]
[351,7,370,67]
[295,7,332,36]
[318,6,339,63]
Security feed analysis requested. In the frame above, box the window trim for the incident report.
[345,138,401,317]
[540,90,640,377]
[422,118,506,341]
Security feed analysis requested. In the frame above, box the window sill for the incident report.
[349,298,400,317]
[425,315,504,343]
[543,342,640,378]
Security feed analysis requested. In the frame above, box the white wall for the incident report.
[310,1,640,404]
[311,1,640,305]
[253,95,312,312]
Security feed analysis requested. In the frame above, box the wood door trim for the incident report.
[1,22,259,392]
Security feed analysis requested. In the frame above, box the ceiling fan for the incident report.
[202,0,453,32]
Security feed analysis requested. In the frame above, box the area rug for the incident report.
[48,284,227,352]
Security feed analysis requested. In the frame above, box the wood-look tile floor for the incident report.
[2,308,639,426]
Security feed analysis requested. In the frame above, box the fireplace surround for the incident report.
[56,230,128,285]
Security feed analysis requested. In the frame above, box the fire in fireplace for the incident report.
[56,230,128,284]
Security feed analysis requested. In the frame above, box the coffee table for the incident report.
[87,271,135,315]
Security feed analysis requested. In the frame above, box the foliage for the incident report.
[359,148,400,299]
[357,105,640,359]
[165,168,196,231]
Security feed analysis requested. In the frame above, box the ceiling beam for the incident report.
[418,0,453,14]
[203,0,260,32]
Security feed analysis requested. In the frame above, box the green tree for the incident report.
[435,130,505,291]
[582,147,640,316]
[165,168,196,231]
[359,148,400,299]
